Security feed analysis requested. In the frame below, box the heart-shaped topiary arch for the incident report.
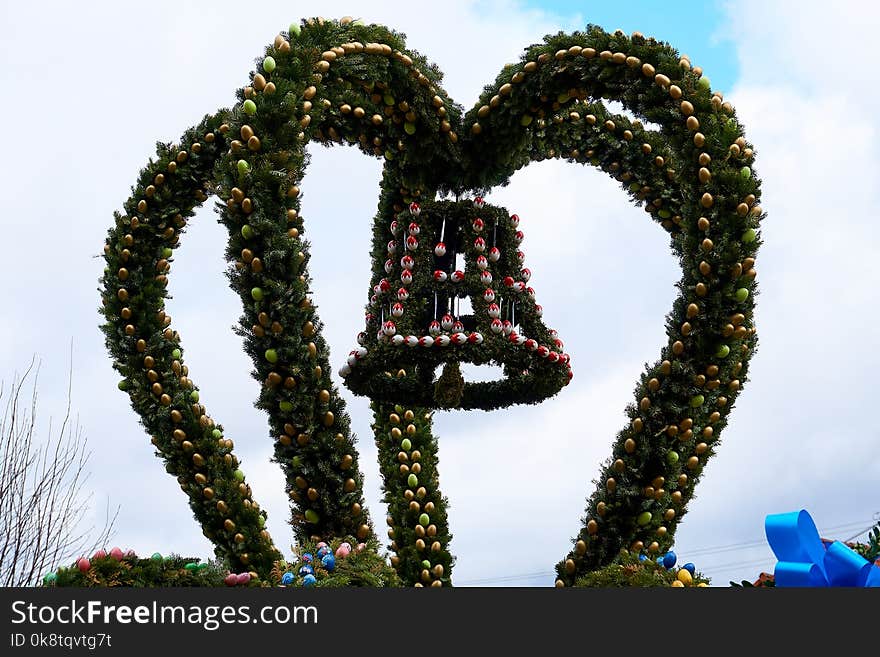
[99,17,762,587]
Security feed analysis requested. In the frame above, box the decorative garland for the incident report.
[100,112,283,576]
[45,539,399,588]
[456,28,761,585]
[341,198,571,410]
[373,403,453,586]
[577,550,710,588]
[100,17,761,585]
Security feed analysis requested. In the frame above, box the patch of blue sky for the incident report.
[491,0,739,94]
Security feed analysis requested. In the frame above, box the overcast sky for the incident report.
[0,0,877,586]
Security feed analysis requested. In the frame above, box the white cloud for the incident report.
[673,0,880,584]
[1,0,878,588]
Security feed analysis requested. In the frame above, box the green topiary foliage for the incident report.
[855,522,880,563]
[49,554,230,588]
[372,403,453,586]
[278,538,401,588]
[341,199,571,410]
[100,16,762,586]
[434,362,465,409]
[46,540,399,588]
[575,551,710,588]
[458,30,762,586]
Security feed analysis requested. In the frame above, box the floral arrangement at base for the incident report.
[44,538,399,588]
[575,550,709,587]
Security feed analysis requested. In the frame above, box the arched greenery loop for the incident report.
[100,19,761,586]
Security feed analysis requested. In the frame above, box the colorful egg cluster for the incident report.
[640,551,706,587]
[223,571,254,586]
[276,541,361,588]
[70,546,135,577]
[47,547,217,586]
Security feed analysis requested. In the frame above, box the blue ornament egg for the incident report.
[321,555,335,571]
[302,574,317,587]
[302,553,314,563]
[281,572,294,586]
[638,554,648,561]
[316,546,331,558]
[683,562,696,575]
[298,565,314,577]
[662,551,677,569]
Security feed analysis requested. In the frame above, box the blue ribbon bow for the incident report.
[765,509,880,587]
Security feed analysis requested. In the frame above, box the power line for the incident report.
[702,558,773,575]
[458,570,551,586]
[681,518,873,557]
[842,520,878,543]
[453,515,877,586]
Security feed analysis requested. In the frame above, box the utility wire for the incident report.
[459,571,551,586]
[454,516,877,586]
[681,519,872,557]
[703,558,773,575]
[843,520,879,543]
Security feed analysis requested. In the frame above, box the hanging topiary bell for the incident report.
[340,197,571,410]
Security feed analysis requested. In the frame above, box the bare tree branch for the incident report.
[0,352,118,586]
